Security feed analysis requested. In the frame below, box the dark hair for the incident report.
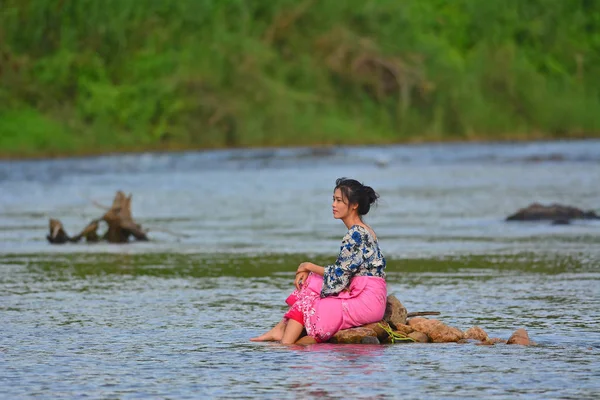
[334,177,379,216]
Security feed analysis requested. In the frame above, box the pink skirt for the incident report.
[284,273,387,342]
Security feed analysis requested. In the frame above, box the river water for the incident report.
[1,140,599,399]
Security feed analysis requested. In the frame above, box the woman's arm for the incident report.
[294,262,324,289]
[296,262,324,276]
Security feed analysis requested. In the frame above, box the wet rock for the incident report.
[507,328,532,345]
[464,326,489,342]
[381,330,415,344]
[361,336,380,345]
[489,337,507,344]
[408,317,464,343]
[393,324,414,335]
[407,317,426,327]
[506,203,600,222]
[362,321,392,342]
[407,331,429,343]
[383,295,408,329]
[329,327,377,344]
[475,339,497,346]
[296,336,317,345]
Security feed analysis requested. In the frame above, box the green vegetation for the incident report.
[2,252,589,280]
[1,0,600,158]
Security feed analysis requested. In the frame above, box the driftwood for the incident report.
[47,191,148,244]
[407,311,441,318]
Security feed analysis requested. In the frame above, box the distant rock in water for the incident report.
[507,328,533,346]
[506,203,600,223]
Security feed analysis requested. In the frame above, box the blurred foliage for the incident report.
[1,0,600,157]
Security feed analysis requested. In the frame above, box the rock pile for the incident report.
[326,295,533,346]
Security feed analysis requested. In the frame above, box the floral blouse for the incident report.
[321,225,386,297]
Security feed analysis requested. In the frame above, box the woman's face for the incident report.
[332,188,356,220]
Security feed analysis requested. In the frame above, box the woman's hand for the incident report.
[294,271,309,290]
[296,262,310,274]
[294,262,311,290]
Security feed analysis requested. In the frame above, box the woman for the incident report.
[251,177,387,344]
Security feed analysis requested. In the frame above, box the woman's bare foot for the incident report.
[250,320,286,342]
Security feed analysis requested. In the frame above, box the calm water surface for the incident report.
[1,140,599,399]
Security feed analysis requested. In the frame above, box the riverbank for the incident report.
[1,131,596,161]
[2,0,599,160]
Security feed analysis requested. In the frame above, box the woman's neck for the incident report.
[343,215,362,230]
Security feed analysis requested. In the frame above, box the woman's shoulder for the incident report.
[346,225,376,242]
[348,224,366,234]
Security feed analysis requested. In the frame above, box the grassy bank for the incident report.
[1,0,600,158]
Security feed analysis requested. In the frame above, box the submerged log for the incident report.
[47,191,148,244]
[506,203,599,223]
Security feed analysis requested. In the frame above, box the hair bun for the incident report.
[363,185,379,205]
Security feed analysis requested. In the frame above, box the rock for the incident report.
[362,321,392,342]
[464,326,489,341]
[475,339,496,346]
[408,317,464,343]
[383,295,408,329]
[329,327,378,344]
[295,336,317,345]
[393,324,414,335]
[489,337,507,344]
[507,328,532,346]
[407,317,425,328]
[408,331,429,343]
[361,336,380,344]
[382,329,415,344]
[506,203,600,222]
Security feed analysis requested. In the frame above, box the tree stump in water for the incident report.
[47,191,148,244]
[101,191,148,243]
[47,219,71,244]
